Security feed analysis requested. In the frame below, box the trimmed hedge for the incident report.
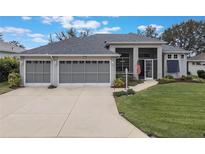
[0,57,19,82]
[113,89,136,97]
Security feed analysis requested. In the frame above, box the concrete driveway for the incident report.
[0,86,147,138]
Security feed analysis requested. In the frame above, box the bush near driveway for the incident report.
[8,72,21,88]
[0,57,19,82]
[115,83,205,137]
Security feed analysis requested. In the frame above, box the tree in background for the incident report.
[144,26,158,38]
[49,28,91,44]
[9,40,25,49]
[79,29,91,38]
[162,20,205,54]
[0,33,3,41]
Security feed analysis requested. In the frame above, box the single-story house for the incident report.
[0,41,25,58]
[19,34,190,86]
[188,53,205,75]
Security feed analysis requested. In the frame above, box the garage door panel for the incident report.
[26,61,50,83]
[98,61,110,72]
[43,62,51,72]
[85,73,98,83]
[43,73,50,83]
[72,61,84,72]
[59,60,110,84]
[72,73,84,83]
[98,73,110,83]
[26,73,34,83]
[59,73,71,83]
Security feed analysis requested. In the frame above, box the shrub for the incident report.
[164,75,174,79]
[113,91,127,97]
[113,78,125,88]
[197,70,205,79]
[0,57,19,82]
[127,89,135,95]
[8,72,21,88]
[48,85,57,89]
[158,77,175,84]
[113,89,135,97]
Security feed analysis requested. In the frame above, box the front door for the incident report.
[145,59,153,80]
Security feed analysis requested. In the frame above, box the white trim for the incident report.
[144,59,154,80]
[187,59,205,62]
[24,59,52,86]
[18,54,120,57]
[107,42,167,45]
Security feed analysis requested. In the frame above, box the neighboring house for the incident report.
[18,34,190,86]
[188,53,205,75]
[0,41,25,58]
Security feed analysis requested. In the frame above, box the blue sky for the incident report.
[0,16,204,49]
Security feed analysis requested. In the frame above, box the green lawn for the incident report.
[115,83,205,138]
[0,82,13,94]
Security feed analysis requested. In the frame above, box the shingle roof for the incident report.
[0,41,25,53]
[188,53,205,61]
[162,45,190,53]
[21,34,166,55]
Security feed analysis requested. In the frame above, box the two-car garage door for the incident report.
[59,60,110,83]
[25,60,110,84]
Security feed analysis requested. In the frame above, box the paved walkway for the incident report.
[0,86,147,138]
[113,80,158,92]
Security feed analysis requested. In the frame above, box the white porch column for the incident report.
[157,46,163,79]
[133,47,139,79]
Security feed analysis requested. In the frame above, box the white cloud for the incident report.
[41,16,74,28]
[0,26,31,34]
[32,37,48,43]
[72,20,101,29]
[102,21,108,25]
[22,16,32,20]
[94,27,121,34]
[41,16,101,29]
[137,24,164,31]
[27,33,45,38]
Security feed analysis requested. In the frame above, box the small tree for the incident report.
[9,40,25,49]
[144,26,158,38]
[80,29,91,38]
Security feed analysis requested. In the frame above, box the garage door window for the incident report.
[59,60,110,83]
[26,61,50,83]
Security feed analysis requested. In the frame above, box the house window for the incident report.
[181,54,184,59]
[174,54,178,59]
[168,54,172,59]
[192,62,195,65]
[196,62,201,65]
[116,53,130,73]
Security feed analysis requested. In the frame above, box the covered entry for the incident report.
[59,60,110,83]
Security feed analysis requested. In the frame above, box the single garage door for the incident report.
[59,60,110,83]
[26,61,51,83]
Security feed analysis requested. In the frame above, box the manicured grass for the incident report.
[0,82,13,94]
[115,83,205,137]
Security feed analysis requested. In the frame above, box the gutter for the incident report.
[16,53,120,57]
